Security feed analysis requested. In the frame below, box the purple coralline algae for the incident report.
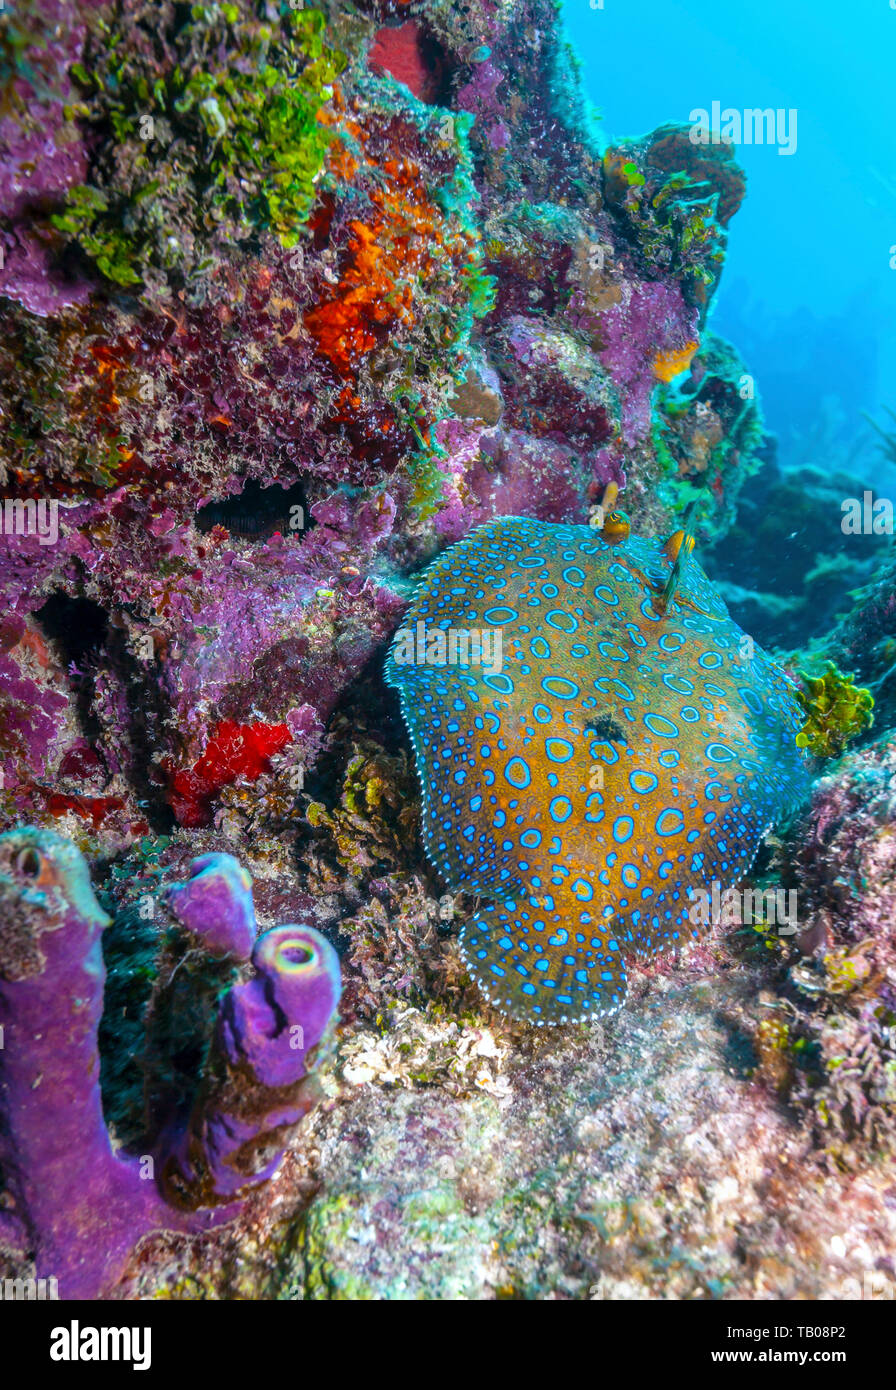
[0,0,762,842]
[0,829,339,1297]
[3,0,889,1304]
[769,734,896,1156]
[0,0,93,316]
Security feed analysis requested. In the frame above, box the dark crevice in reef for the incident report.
[33,590,174,835]
[171,2,193,34]
[34,590,109,668]
[420,31,458,107]
[301,661,411,817]
[195,478,315,541]
[98,908,239,1153]
[33,591,109,745]
[718,1012,759,1081]
[293,658,431,922]
[105,619,178,836]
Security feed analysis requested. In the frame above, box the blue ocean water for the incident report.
[563,0,896,478]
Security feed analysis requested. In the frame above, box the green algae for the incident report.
[795,661,874,758]
[53,3,345,293]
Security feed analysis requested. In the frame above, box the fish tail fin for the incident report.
[459,899,627,1026]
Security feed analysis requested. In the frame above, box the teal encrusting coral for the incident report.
[387,515,810,1025]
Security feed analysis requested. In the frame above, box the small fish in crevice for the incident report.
[194,478,311,540]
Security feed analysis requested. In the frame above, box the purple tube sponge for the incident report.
[0,828,176,1298]
[224,927,342,1086]
[165,852,257,960]
[0,827,340,1297]
[160,925,341,1208]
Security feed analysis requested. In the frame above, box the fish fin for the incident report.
[459,900,628,1026]
[656,499,700,615]
[628,901,698,963]
[627,800,777,961]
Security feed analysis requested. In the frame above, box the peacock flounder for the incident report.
[385,513,809,1026]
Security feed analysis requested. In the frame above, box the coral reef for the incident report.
[293,968,895,1300]
[701,456,892,651]
[0,0,764,845]
[653,332,767,545]
[0,0,892,1306]
[602,122,744,309]
[768,735,896,1161]
[822,549,896,737]
[116,959,896,1300]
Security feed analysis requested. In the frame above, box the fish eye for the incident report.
[16,846,42,878]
